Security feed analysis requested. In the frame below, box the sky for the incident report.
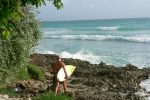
[37,0,150,21]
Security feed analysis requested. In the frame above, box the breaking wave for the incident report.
[41,28,72,35]
[97,26,121,31]
[37,50,102,64]
[44,35,150,43]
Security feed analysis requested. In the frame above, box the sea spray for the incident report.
[36,18,150,68]
[60,50,101,64]
[36,50,102,64]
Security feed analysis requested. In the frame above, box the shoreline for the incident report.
[30,53,150,100]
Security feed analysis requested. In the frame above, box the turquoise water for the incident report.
[36,18,150,68]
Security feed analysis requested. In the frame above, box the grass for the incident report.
[27,64,46,81]
[34,91,73,100]
[0,67,30,84]
[0,67,30,98]
[17,67,30,80]
[0,87,18,98]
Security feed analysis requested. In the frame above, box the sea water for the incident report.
[35,18,150,68]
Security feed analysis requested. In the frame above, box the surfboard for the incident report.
[57,65,76,82]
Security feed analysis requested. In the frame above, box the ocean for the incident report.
[35,18,150,68]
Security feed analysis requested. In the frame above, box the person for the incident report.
[52,56,68,96]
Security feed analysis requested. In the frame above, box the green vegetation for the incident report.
[0,0,63,77]
[0,67,29,98]
[0,87,18,98]
[17,67,30,80]
[27,64,46,81]
[0,0,63,31]
[0,0,72,100]
[0,6,41,71]
[0,65,71,100]
[0,64,44,84]
[34,91,73,100]
[0,0,63,38]
[0,66,30,86]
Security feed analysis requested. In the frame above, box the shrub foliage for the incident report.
[0,6,41,69]
[0,0,63,69]
[27,64,45,81]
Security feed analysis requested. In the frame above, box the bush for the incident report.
[0,87,18,98]
[0,6,41,70]
[17,67,30,80]
[27,64,45,81]
[0,67,30,85]
[34,91,72,100]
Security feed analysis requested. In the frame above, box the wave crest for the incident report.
[41,28,72,35]
[97,26,120,31]
[44,35,150,43]
[37,50,102,64]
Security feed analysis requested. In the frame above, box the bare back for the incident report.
[53,61,65,75]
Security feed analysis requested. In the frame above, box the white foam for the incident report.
[44,34,150,43]
[147,97,150,100]
[41,28,72,36]
[139,78,150,100]
[37,50,101,64]
[124,35,150,43]
[43,35,109,40]
[140,78,150,92]
[60,50,101,64]
[39,50,56,54]
[97,26,120,31]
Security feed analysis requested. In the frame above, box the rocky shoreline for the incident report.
[27,53,150,100]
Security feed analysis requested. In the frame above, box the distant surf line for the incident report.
[43,34,150,43]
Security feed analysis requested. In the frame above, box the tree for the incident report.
[0,0,63,70]
[0,0,63,38]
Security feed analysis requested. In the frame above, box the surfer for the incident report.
[52,56,68,96]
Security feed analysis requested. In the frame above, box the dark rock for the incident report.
[14,79,47,93]
[28,53,150,100]
[123,64,139,71]
[30,53,58,68]
[99,61,106,67]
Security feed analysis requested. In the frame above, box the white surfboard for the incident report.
[57,65,76,82]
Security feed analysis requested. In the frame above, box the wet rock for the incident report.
[29,53,150,100]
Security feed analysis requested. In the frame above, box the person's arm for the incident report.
[62,63,68,78]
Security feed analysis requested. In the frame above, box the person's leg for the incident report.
[54,81,59,96]
[63,80,67,93]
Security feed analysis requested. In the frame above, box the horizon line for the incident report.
[40,17,150,22]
